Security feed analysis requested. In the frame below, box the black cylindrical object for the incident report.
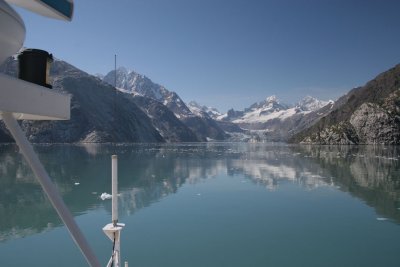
[18,49,53,88]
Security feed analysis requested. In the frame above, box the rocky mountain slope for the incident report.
[130,95,200,142]
[103,67,194,119]
[290,64,400,144]
[103,68,227,141]
[0,58,164,143]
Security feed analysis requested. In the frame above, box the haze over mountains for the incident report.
[1,56,399,144]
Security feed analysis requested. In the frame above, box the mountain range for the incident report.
[102,67,227,141]
[1,56,399,144]
[100,68,334,142]
[187,95,333,142]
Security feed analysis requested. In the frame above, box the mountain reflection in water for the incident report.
[1,143,400,242]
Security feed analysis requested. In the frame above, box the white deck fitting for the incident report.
[0,73,70,120]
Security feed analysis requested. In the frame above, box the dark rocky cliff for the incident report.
[290,64,400,144]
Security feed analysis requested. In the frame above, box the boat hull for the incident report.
[0,0,25,64]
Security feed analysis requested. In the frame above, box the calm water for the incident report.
[1,143,400,267]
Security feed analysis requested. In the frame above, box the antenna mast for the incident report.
[114,54,117,88]
[112,54,117,144]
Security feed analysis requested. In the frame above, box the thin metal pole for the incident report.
[2,112,101,267]
[112,154,121,266]
[112,154,118,225]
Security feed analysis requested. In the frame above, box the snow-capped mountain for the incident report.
[248,95,288,112]
[102,67,227,141]
[230,96,292,124]
[187,101,223,118]
[296,96,331,112]
[211,95,333,142]
[219,95,331,125]
[103,67,193,118]
[218,96,286,122]
[104,67,160,98]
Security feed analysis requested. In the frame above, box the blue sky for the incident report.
[15,0,400,112]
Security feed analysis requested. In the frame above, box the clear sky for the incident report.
[15,0,400,112]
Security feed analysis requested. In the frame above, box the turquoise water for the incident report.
[1,143,400,266]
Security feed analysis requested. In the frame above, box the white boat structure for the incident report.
[0,1,126,266]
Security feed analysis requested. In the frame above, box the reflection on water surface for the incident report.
[1,143,400,267]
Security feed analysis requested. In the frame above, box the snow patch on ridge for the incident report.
[233,107,299,123]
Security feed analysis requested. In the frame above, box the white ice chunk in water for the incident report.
[376,217,388,221]
[100,192,112,200]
